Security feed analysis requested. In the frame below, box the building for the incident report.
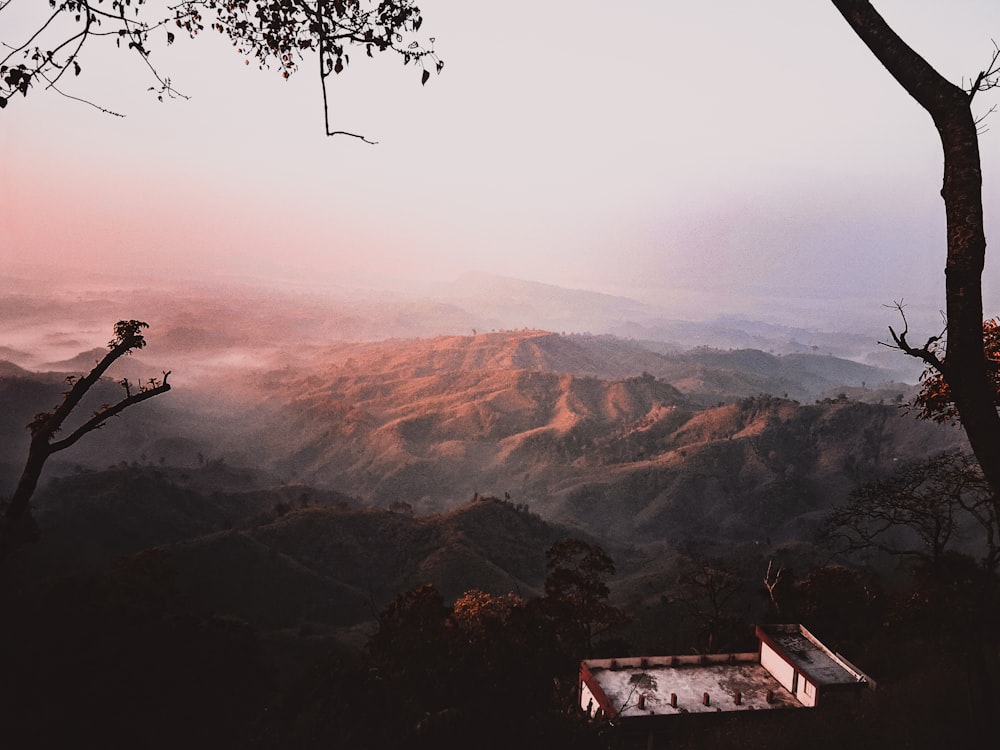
[755,624,872,708]
[579,624,872,721]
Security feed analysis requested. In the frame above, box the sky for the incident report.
[2,0,1000,332]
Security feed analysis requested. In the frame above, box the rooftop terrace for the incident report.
[581,653,799,719]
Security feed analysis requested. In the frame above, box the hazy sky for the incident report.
[3,0,1000,330]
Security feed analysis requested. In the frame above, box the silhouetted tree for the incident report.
[365,583,457,717]
[674,559,748,653]
[356,583,582,748]
[543,538,625,656]
[0,320,170,560]
[831,1,1000,504]
[823,451,999,569]
[0,1,442,141]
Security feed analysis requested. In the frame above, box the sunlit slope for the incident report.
[1,329,962,547]
[242,331,963,542]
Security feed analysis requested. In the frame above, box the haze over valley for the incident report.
[1,272,966,607]
[5,0,1000,744]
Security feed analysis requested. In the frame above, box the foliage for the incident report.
[912,318,1000,425]
[367,583,455,679]
[822,451,999,569]
[352,581,599,748]
[0,1,441,137]
[543,538,626,656]
[452,588,521,633]
[319,542,623,745]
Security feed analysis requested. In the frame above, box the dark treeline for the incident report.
[3,526,1000,749]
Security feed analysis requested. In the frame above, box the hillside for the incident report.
[1,330,962,549]
[231,332,961,544]
[2,467,571,636]
[0,325,985,749]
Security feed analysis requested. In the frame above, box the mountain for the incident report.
[2,329,957,545]
[2,464,571,635]
[226,331,962,546]
[0,326,970,653]
[3,463,346,575]
[0,272,915,383]
[168,495,566,631]
[554,394,963,545]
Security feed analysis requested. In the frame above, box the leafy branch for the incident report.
[0,0,443,139]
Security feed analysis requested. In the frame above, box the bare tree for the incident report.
[763,559,784,615]
[674,560,745,653]
[0,320,170,560]
[822,452,998,569]
[831,1,1000,505]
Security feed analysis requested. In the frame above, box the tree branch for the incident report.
[830,0,968,121]
[881,301,946,373]
[1,321,171,562]
[2,1,442,135]
[967,40,1000,102]
[49,373,170,454]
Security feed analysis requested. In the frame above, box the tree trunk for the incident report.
[831,0,1000,503]
[0,443,48,557]
[4,441,50,524]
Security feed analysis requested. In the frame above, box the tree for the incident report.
[0,1,442,141]
[452,588,522,635]
[911,318,1000,426]
[366,583,455,684]
[830,1,1000,505]
[542,538,625,656]
[674,559,747,653]
[823,451,999,569]
[0,320,171,560]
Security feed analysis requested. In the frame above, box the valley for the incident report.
[0,279,988,748]
[0,305,966,626]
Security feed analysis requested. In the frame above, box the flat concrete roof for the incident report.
[756,625,868,687]
[583,655,800,718]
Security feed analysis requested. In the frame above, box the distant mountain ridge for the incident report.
[218,330,963,545]
[0,326,968,652]
[2,330,950,541]
[0,272,919,383]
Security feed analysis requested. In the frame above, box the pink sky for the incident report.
[3,0,1000,331]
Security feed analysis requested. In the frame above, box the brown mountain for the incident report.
[235,331,963,545]
[2,329,962,554]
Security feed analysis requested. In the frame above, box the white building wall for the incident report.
[760,642,796,694]
[796,678,817,708]
[580,681,599,717]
